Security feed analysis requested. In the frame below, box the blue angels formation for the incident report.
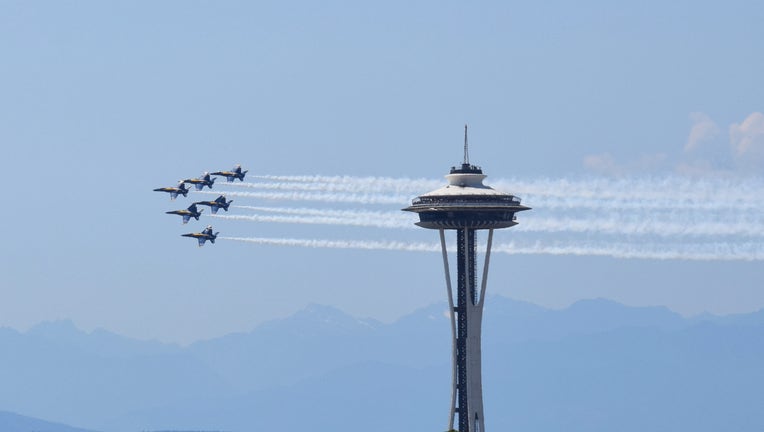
[153,165,246,246]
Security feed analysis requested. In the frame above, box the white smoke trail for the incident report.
[219,206,764,238]
[496,176,764,203]
[220,236,764,261]
[210,213,416,230]
[229,177,441,195]
[233,205,408,220]
[207,174,764,260]
[193,189,409,205]
[220,236,439,252]
[524,215,764,237]
[491,240,764,261]
[217,175,764,212]
[244,174,764,203]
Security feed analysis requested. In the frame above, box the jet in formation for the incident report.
[183,172,216,191]
[211,164,248,182]
[194,195,233,214]
[153,181,190,199]
[165,203,204,224]
[182,225,219,247]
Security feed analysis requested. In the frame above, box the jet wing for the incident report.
[182,214,191,224]
[210,205,220,214]
[194,183,205,191]
[169,191,179,199]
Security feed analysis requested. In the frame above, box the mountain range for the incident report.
[1,296,762,432]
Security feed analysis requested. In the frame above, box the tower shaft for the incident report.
[441,228,491,432]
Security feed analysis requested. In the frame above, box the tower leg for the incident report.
[439,229,457,431]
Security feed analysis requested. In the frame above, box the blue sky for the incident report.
[2,0,763,344]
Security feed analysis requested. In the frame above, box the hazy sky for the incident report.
[2,0,763,344]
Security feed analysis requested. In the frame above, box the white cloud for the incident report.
[584,112,764,177]
[730,112,764,171]
[679,112,726,175]
[685,112,720,153]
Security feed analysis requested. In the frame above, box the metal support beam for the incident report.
[440,229,457,431]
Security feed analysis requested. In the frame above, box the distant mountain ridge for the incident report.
[1,296,762,432]
[0,410,97,432]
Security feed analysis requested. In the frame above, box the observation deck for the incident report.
[403,162,530,229]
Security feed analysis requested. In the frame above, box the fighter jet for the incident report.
[183,172,216,191]
[211,164,248,182]
[181,225,218,247]
[153,181,189,199]
[165,203,204,224]
[194,195,233,214]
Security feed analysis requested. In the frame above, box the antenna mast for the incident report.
[463,124,470,165]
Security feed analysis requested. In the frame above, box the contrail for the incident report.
[199,187,764,214]
[233,205,408,220]
[207,174,764,260]
[500,176,764,203]
[246,174,441,192]
[212,175,764,211]
[229,177,439,195]
[524,214,764,237]
[193,189,409,205]
[220,236,764,261]
[218,206,764,238]
[491,240,764,261]
[220,236,439,252]
[244,174,764,203]
[210,213,416,230]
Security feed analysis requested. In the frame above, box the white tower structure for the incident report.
[403,127,530,432]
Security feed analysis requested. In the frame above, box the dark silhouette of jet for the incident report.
[194,195,233,214]
[165,203,204,224]
[183,172,216,191]
[153,181,189,200]
[211,164,248,182]
[181,225,218,247]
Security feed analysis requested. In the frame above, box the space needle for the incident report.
[403,126,530,432]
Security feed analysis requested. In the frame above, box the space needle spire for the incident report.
[464,124,470,165]
[403,128,530,432]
